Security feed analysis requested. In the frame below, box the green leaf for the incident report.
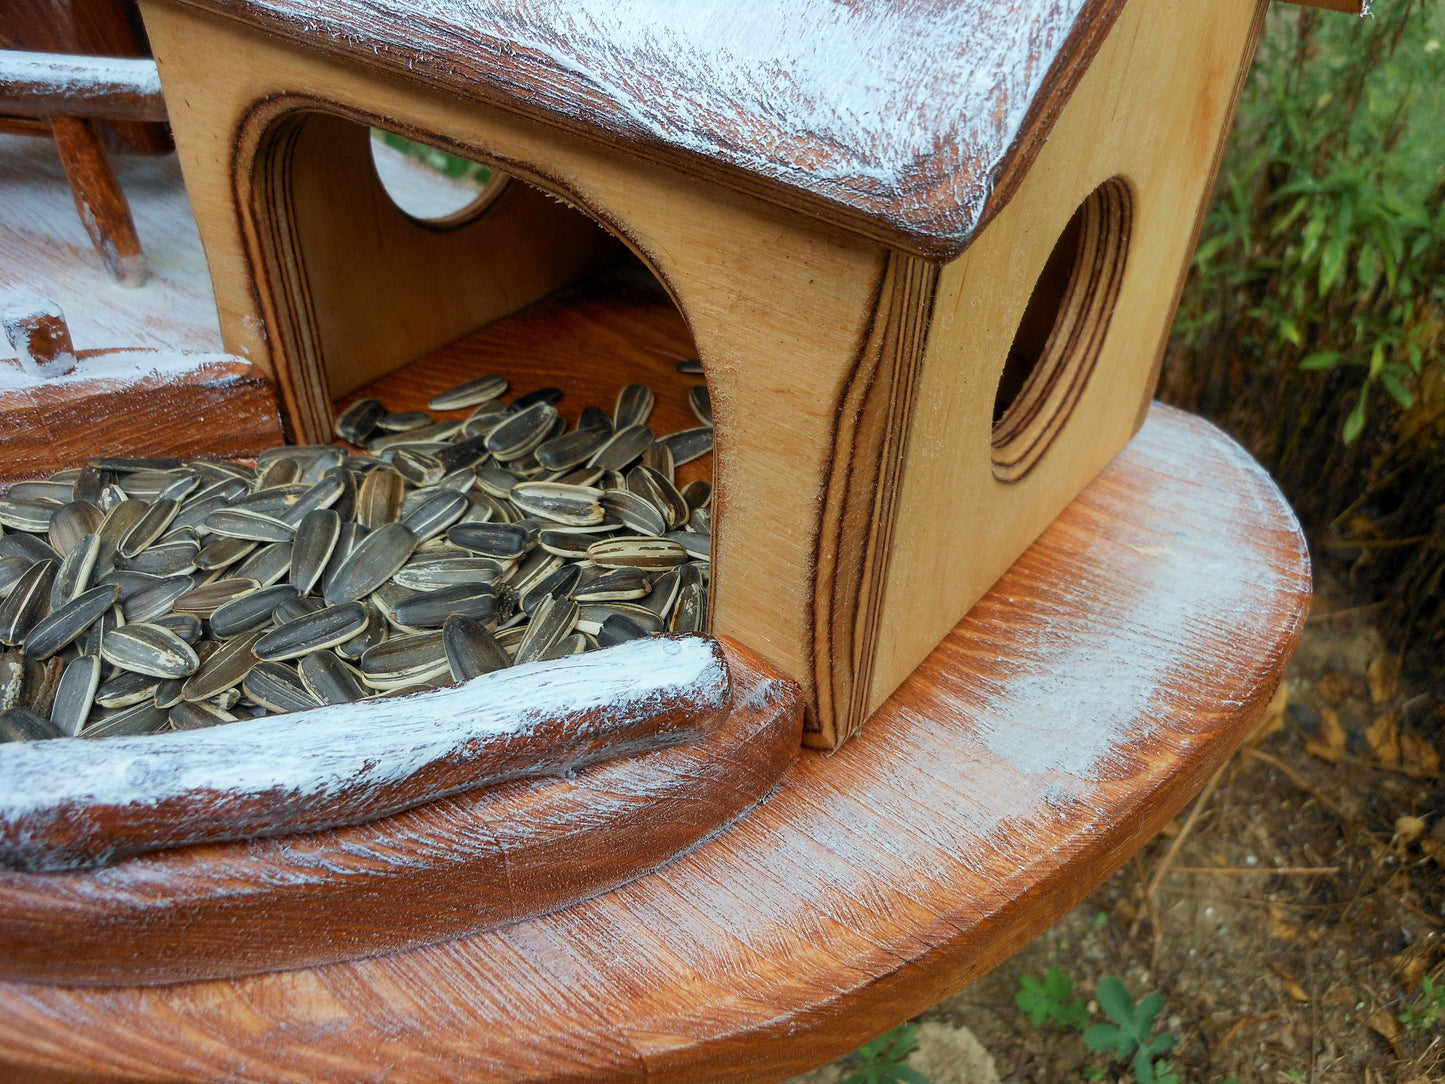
[1319,230,1349,295]
[1083,1023,1128,1055]
[1380,369,1415,409]
[1343,387,1369,445]
[1135,992,1165,1031]
[1299,351,1343,371]
[1095,977,1135,1027]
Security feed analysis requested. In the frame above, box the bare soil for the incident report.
[793,572,1445,1083]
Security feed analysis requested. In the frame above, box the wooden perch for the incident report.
[0,51,167,123]
[50,115,148,285]
[0,635,732,872]
[1276,0,1369,12]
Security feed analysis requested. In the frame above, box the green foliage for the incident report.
[841,1023,931,1084]
[1083,977,1178,1084]
[375,130,493,191]
[1016,965,1089,1028]
[1173,0,1445,446]
[1400,975,1445,1031]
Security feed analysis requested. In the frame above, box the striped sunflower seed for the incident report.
[48,500,105,558]
[586,537,688,570]
[335,600,387,660]
[290,508,340,595]
[485,401,557,460]
[50,654,101,737]
[233,541,293,587]
[0,556,33,599]
[688,385,712,426]
[443,614,510,681]
[51,531,101,607]
[324,522,416,605]
[169,700,236,730]
[392,582,499,629]
[173,577,261,617]
[242,661,320,714]
[614,384,655,429]
[0,498,57,532]
[357,468,405,528]
[100,623,199,679]
[0,706,64,742]
[660,426,714,465]
[23,583,119,660]
[334,398,386,444]
[447,521,535,560]
[253,602,368,662]
[509,481,604,526]
[401,490,467,541]
[209,584,298,639]
[117,498,180,558]
[514,595,579,666]
[603,488,668,536]
[122,576,194,623]
[535,426,612,472]
[428,373,508,411]
[181,630,265,701]
[298,650,365,704]
[204,507,294,543]
[588,424,653,471]
[0,559,56,645]
[359,630,450,690]
[82,701,169,738]
[572,567,651,603]
[153,679,185,710]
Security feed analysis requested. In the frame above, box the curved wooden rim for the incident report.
[0,637,801,986]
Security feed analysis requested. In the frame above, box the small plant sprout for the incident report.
[1083,977,1178,1084]
[841,1022,930,1084]
[1015,964,1089,1028]
[1399,975,1445,1031]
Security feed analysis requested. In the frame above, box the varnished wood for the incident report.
[0,637,801,985]
[0,1,171,154]
[0,348,282,482]
[50,115,148,284]
[1281,0,1366,11]
[153,0,1130,260]
[0,404,1312,1081]
[0,51,167,122]
[2,298,78,377]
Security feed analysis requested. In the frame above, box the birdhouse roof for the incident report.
[170,0,1127,260]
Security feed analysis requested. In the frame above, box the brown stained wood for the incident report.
[0,51,168,122]
[0,348,282,482]
[0,636,733,872]
[50,115,148,285]
[1281,0,1366,11]
[0,636,802,985]
[1,298,78,377]
[336,265,712,488]
[0,405,1311,1078]
[0,1,172,154]
[152,0,1128,260]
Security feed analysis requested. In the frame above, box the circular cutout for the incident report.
[991,178,1133,483]
[368,129,507,226]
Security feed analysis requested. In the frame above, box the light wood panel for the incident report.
[867,0,1270,721]
[0,404,1312,1082]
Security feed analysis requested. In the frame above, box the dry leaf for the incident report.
[1393,815,1427,848]
[1268,903,1299,941]
[1367,654,1402,705]
[1365,1007,1403,1054]
[1400,729,1441,778]
[1324,986,1355,1006]
[1318,672,1352,705]
[1269,961,1310,1002]
[1254,683,1289,741]
[1367,713,1402,767]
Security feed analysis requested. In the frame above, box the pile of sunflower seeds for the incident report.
[0,373,713,742]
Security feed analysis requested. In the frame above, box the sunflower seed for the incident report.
[290,508,340,594]
[659,426,714,466]
[172,577,260,617]
[234,541,293,587]
[168,700,236,730]
[242,661,320,714]
[356,468,405,529]
[278,474,347,527]
[48,500,105,558]
[254,602,367,661]
[334,600,386,660]
[50,654,101,737]
[335,398,387,444]
[665,530,711,560]
[535,426,611,471]
[23,584,119,660]
[82,701,169,738]
[611,383,653,428]
[273,593,323,625]
[0,706,64,742]
[672,577,706,633]
[195,535,256,571]
[297,650,364,704]
[576,603,663,637]
[446,521,535,560]
[401,490,467,541]
[429,373,508,411]
[0,559,56,645]
[588,425,653,471]
[509,481,605,526]
[376,410,434,432]
[603,488,668,536]
[520,563,580,615]
[204,507,294,542]
[121,575,193,623]
[95,670,160,709]
[320,521,414,605]
[154,613,202,643]
[639,442,674,482]
[485,401,557,460]
[511,387,563,410]
[675,358,703,374]
[51,532,100,607]
[210,584,297,638]
[0,498,57,532]
[115,539,199,578]
[514,595,578,666]
[597,613,650,648]
[572,567,651,603]
[392,447,444,488]
[359,630,449,689]
[116,498,179,558]
[391,582,499,629]
[443,614,510,680]
[81,604,122,658]
[0,556,33,600]
[182,630,265,701]
[101,623,200,678]
[153,678,185,710]
[0,532,57,566]
[628,466,688,529]
[586,537,687,570]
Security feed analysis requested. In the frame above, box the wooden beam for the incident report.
[0,50,166,122]
[1276,0,1368,13]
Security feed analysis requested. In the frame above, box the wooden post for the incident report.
[1,297,78,378]
[50,115,148,286]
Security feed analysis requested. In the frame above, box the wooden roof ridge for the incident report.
[159,0,1130,260]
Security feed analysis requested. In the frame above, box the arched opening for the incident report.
[367,129,507,226]
[991,177,1132,483]
[249,111,714,654]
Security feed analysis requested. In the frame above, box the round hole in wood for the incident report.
[991,177,1133,483]
[368,129,508,227]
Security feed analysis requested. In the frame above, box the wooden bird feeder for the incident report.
[130,0,1278,749]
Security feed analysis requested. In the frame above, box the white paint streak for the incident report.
[234,0,1093,246]
[0,134,222,360]
[0,52,162,104]
[0,349,240,392]
[0,635,724,820]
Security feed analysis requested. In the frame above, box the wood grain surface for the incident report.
[0,50,167,122]
[0,637,801,986]
[50,114,148,284]
[151,0,1128,259]
[0,403,1311,1081]
[0,349,280,483]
